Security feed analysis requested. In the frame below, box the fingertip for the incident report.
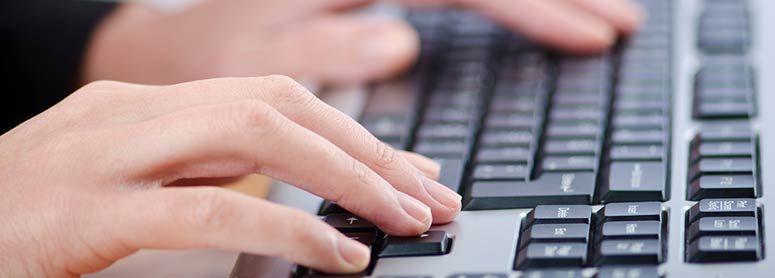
[336,235,371,272]
[615,0,647,34]
[357,19,420,80]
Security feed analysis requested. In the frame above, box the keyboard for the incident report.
[231,0,775,277]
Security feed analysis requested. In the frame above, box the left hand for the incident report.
[82,0,643,85]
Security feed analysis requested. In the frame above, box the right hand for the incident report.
[0,76,461,276]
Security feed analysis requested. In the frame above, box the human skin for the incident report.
[82,0,643,85]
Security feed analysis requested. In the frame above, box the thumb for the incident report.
[262,16,420,84]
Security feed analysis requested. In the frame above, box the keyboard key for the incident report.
[544,140,599,155]
[687,198,757,223]
[596,266,661,278]
[476,147,530,163]
[688,174,757,200]
[378,231,451,258]
[473,164,529,180]
[693,141,753,159]
[699,126,752,141]
[447,274,509,278]
[542,156,596,172]
[481,130,533,145]
[524,205,593,227]
[611,129,664,144]
[688,236,761,262]
[515,242,589,268]
[546,122,600,138]
[414,140,467,157]
[323,213,375,232]
[521,269,584,278]
[690,158,754,179]
[599,221,661,239]
[467,173,596,209]
[600,162,666,202]
[595,239,662,265]
[318,201,346,215]
[599,202,663,222]
[687,216,758,242]
[520,223,591,247]
[610,145,664,160]
[434,157,466,193]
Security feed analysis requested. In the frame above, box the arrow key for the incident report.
[323,213,376,232]
[379,231,451,257]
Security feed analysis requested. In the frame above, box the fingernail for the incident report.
[397,192,432,226]
[421,176,462,211]
[336,236,370,270]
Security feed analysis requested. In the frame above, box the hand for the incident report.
[82,0,643,85]
[0,76,461,276]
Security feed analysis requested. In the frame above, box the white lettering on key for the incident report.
[555,228,567,236]
[630,163,643,188]
[561,174,575,193]
[557,207,570,218]
[628,205,639,215]
[714,220,725,228]
[626,223,638,234]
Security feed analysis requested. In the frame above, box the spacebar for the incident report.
[464,173,596,210]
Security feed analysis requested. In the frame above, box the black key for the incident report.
[610,145,664,160]
[524,205,593,227]
[378,231,451,258]
[688,236,761,262]
[689,174,757,200]
[362,116,410,139]
[688,198,757,223]
[318,200,346,215]
[691,158,754,178]
[417,123,470,139]
[596,266,660,278]
[696,101,753,119]
[544,140,599,155]
[600,162,666,202]
[699,126,752,141]
[434,157,466,193]
[687,216,758,242]
[414,140,466,157]
[599,202,663,222]
[542,156,596,172]
[546,122,600,138]
[473,164,529,180]
[515,242,588,268]
[345,232,377,248]
[599,221,661,239]
[611,129,664,144]
[521,269,584,278]
[447,274,508,278]
[485,114,537,129]
[612,114,665,128]
[467,173,596,210]
[693,141,753,159]
[481,130,533,145]
[476,147,530,163]
[595,239,662,265]
[323,213,375,232]
[520,223,590,247]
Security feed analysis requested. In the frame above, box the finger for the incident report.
[246,16,419,83]
[103,99,432,235]
[455,0,616,53]
[399,150,441,180]
[565,0,645,33]
[104,187,371,273]
[121,76,461,224]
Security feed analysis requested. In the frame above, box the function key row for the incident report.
[515,203,667,269]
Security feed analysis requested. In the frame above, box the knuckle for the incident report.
[373,141,400,171]
[229,100,284,134]
[263,75,316,108]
